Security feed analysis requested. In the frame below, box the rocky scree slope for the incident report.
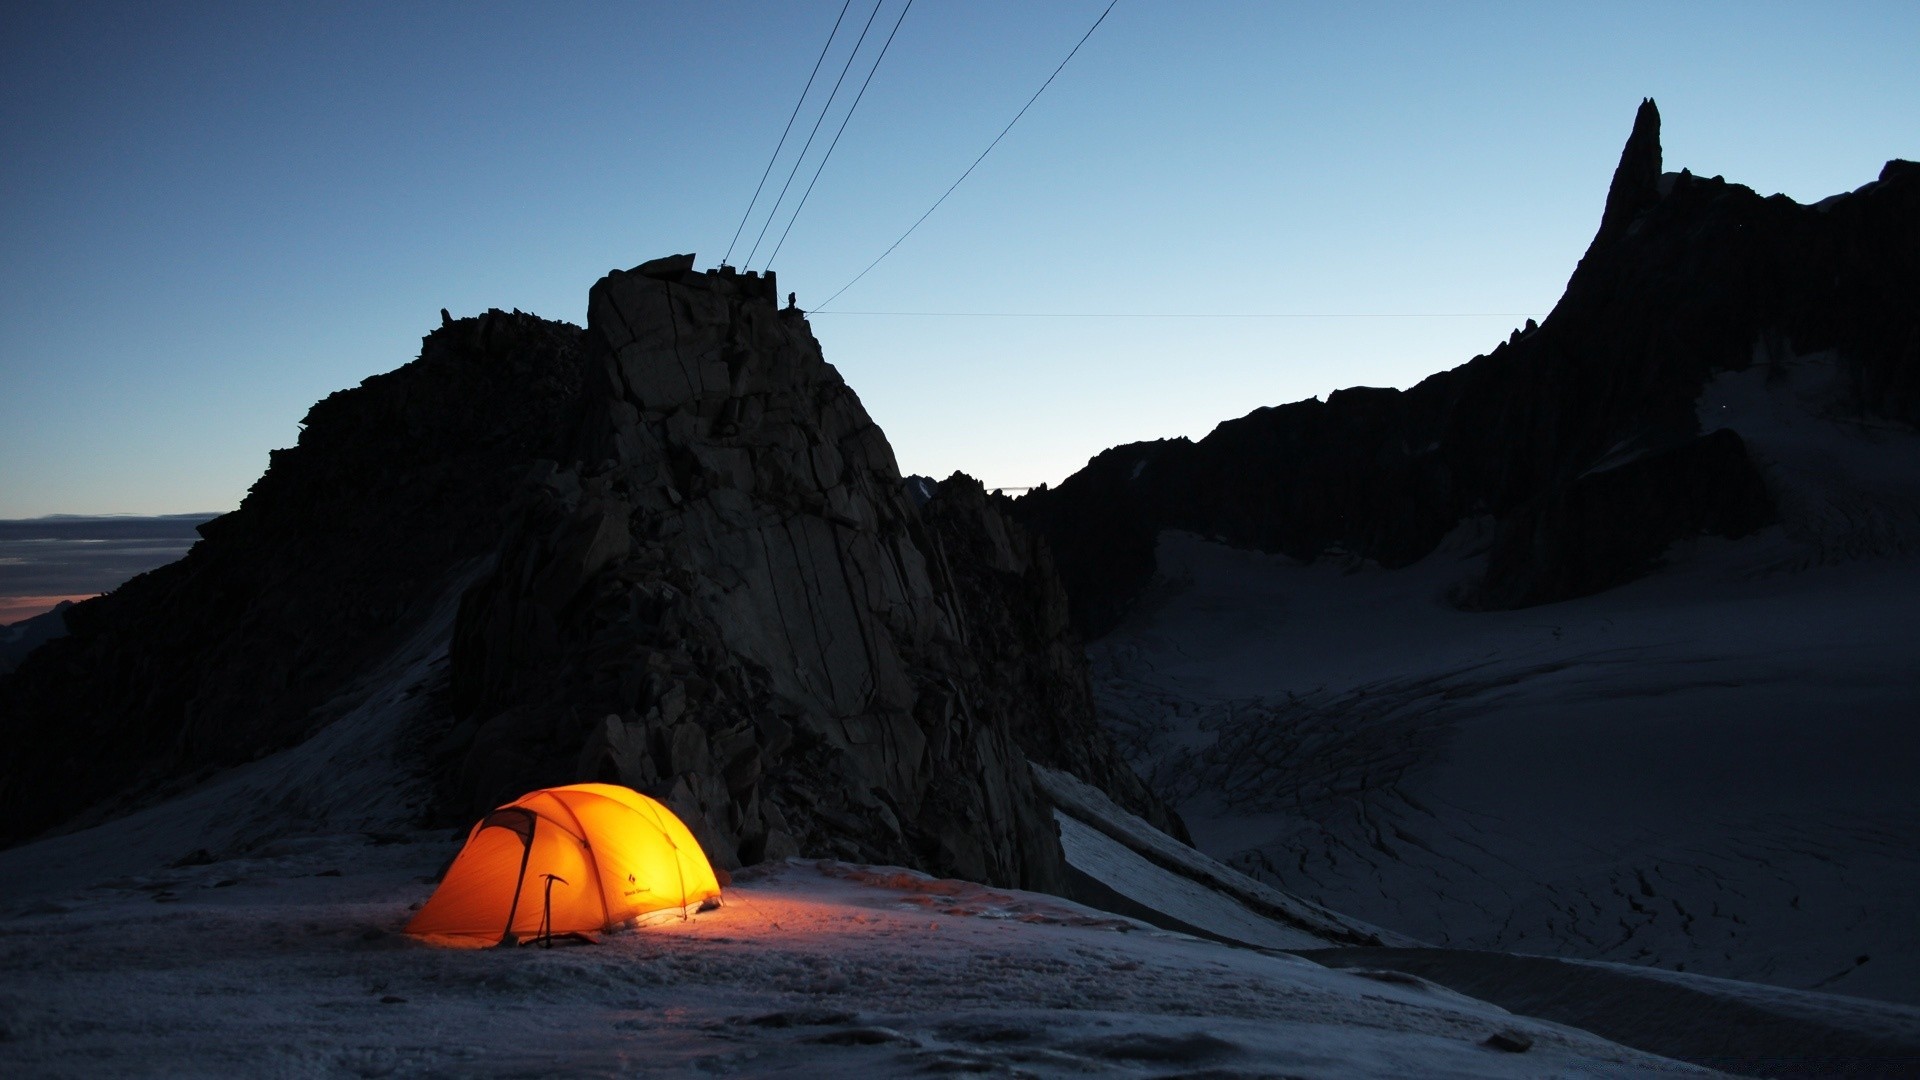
[441,257,1178,890]
[0,311,586,844]
[1017,99,1920,636]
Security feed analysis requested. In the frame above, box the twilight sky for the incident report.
[2,1,1915,516]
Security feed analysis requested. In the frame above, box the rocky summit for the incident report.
[0,254,1173,892]
[443,256,1175,888]
[1017,99,1920,636]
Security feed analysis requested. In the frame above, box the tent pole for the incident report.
[497,822,536,947]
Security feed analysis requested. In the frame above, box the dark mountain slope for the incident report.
[0,603,74,677]
[0,311,588,843]
[0,264,1175,889]
[1017,100,1919,635]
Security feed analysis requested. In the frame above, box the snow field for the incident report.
[1088,351,1920,1003]
[0,567,1703,1078]
[0,842,1711,1078]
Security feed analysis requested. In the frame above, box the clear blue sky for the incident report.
[3,1,1915,516]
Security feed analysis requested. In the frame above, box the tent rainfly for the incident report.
[405,783,723,947]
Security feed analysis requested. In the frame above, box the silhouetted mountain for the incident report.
[0,602,74,677]
[0,310,588,841]
[0,264,1172,884]
[1016,99,1919,636]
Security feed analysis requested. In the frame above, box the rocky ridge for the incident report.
[0,310,586,843]
[442,256,1178,889]
[1017,99,1920,635]
[0,257,1175,895]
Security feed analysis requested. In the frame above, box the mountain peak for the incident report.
[1590,97,1664,252]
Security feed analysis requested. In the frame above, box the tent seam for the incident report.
[548,792,619,930]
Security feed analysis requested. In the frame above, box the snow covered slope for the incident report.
[6,352,1917,1074]
[1038,762,1414,952]
[1302,947,1920,1078]
[2,839,1716,1078]
[0,563,1720,1078]
[0,670,1711,1079]
[1092,350,1920,1005]
[1,551,1915,1075]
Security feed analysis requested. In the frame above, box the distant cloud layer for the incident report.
[0,515,218,623]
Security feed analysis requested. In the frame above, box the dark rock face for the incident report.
[440,262,1175,889]
[1474,428,1773,609]
[916,477,1187,844]
[1019,102,1920,637]
[1589,97,1663,254]
[0,256,1171,886]
[0,311,587,843]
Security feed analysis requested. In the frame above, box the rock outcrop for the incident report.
[441,258,1176,889]
[1018,101,1920,635]
[0,251,1172,886]
[916,477,1180,840]
[0,311,588,843]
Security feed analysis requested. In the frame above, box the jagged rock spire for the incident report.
[1590,98,1663,252]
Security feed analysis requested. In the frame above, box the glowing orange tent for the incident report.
[405,783,722,947]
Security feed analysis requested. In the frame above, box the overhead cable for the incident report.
[743,0,888,269]
[765,0,915,270]
[807,310,1547,319]
[723,0,854,267]
[815,0,1120,310]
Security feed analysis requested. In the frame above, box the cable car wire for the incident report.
[722,0,855,268]
[764,0,915,270]
[807,310,1545,319]
[743,0,888,270]
[814,0,1120,310]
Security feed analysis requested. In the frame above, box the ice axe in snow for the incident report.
[536,874,567,948]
